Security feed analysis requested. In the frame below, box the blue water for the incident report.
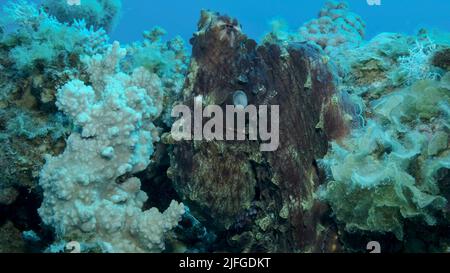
[1,0,449,43]
[110,0,450,43]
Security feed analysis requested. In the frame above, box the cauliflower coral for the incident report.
[38,42,184,253]
[262,1,365,53]
[299,1,365,51]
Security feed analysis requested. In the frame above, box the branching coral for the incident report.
[72,19,109,56]
[1,0,109,72]
[5,109,69,140]
[1,0,39,25]
[41,0,122,32]
[319,74,450,240]
[38,42,185,253]
[0,0,110,115]
[126,27,188,94]
[125,27,189,125]
[398,38,440,85]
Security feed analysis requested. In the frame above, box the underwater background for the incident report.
[112,0,450,43]
[2,0,450,43]
[0,0,449,253]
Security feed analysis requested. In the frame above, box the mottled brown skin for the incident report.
[169,11,348,252]
[433,48,450,71]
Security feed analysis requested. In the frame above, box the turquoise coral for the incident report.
[1,0,109,72]
[125,26,189,126]
[41,0,122,32]
[126,26,188,95]
[398,38,440,85]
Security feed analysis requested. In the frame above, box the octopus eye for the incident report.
[226,24,235,30]
[233,90,248,107]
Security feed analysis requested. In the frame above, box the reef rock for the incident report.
[0,221,26,253]
[319,72,450,250]
[169,11,348,252]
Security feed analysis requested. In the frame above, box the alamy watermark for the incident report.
[67,0,81,6]
[171,95,280,152]
[367,0,381,6]
[367,241,381,253]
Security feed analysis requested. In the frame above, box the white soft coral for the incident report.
[398,38,440,84]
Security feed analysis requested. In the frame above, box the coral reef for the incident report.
[1,0,109,110]
[4,109,69,140]
[127,27,188,87]
[312,18,450,251]
[0,107,68,206]
[398,38,440,85]
[125,26,189,125]
[42,0,122,32]
[0,0,189,253]
[261,1,450,252]
[0,0,102,211]
[299,1,365,52]
[329,31,449,103]
[38,42,185,252]
[263,1,365,53]
[3,1,108,71]
[0,0,449,254]
[0,221,26,253]
[319,73,450,246]
[329,32,414,98]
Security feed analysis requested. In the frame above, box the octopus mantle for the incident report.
[169,11,348,252]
